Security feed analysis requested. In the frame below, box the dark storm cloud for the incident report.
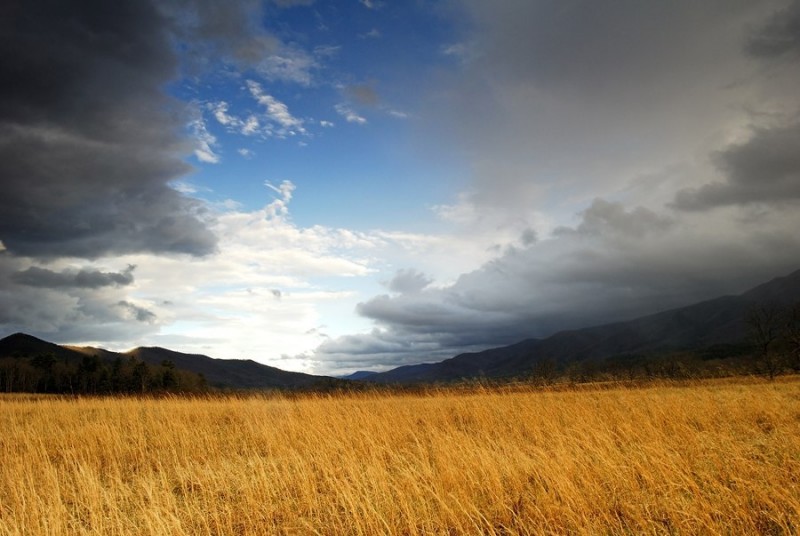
[746,0,800,59]
[673,123,800,211]
[12,265,135,289]
[0,0,217,259]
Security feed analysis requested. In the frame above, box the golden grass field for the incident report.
[1,378,799,535]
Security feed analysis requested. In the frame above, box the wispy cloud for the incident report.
[208,83,309,141]
[360,28,381,39]
[189,116,220,164]
[257,46,316,86]
[335,103,367,124]
[247,80,307,137]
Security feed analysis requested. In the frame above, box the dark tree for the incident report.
[747,304,783,380]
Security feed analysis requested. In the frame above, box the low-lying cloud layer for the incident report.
[12,266,136,289]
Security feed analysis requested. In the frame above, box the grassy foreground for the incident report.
[1,379,799,535]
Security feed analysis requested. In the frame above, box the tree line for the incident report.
[0,353,208,394]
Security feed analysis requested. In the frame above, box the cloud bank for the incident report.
[309,0,800,373]
[0,0,217,259]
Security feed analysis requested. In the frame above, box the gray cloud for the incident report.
[424,0,782,213]
[304,0,800,374]
[0,0,217,259]
[314,198,800,371]
[520,228,538,246]
[746,0,800,59]
[12,265,135,289]
[0,256,159,343]
[386,269,432,294]
[117,301,157,323]
[673,123,800,211]
[161,0,279,66]
[558,199,674,237]
[313,328,498,374]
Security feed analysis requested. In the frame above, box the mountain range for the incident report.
[2,268,799,388]
[358,268,800,383]
[0,334,335,389]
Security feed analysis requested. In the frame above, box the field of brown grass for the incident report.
[1,378,799,535]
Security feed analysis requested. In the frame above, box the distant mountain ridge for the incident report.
[363,268,800,383]
[339,370,378,380]
[0,334,336,390]
[126,346,327,389]
[0,332,82,362]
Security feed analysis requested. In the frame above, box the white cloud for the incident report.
[314,44,341,57]
[67,180,541,372]
[170,181,198,194]
[21,182,387,367]
[210,101,263,137]
[360,28,381,39]
[247,80,307,136]
[257,46,316,86]
[211,101,236,126]
[441,42,476,64]
[334,103,367,124]
[189,116,220,163]
[241,115,260,136]
[208,84,309,141]
[320,120,334,128]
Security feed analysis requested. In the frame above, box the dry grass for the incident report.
[1,377,799,535]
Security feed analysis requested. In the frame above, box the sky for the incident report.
[1,0,800,376]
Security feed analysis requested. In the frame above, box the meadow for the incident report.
[1,378,799,535]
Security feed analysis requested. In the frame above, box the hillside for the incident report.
[365,268,800,383]
[0,334,338,391]
[0,333,86,362]
[126,346,331,389]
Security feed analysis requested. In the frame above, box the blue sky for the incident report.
[2,0,800,375]
[176,0,466,230]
